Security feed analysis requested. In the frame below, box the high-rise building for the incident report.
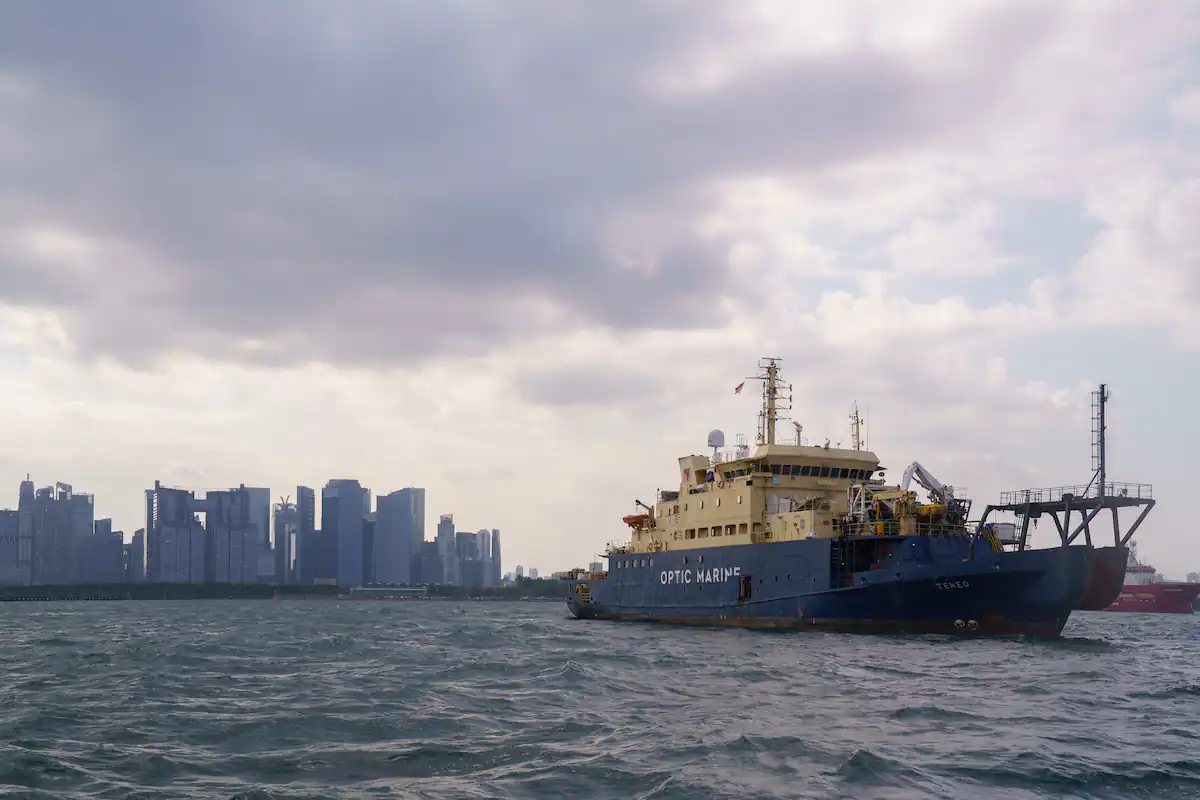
[491,529,502,586]
[16,478,33,585]
[85,517,124,583]
[363,512,376,585]
[420,540,441,584]
[437,514,457,585]
[376,488,425,585]
[477,529,492,586]
[205,488,261,584]
[147,481,205,583]
[274,497,298,583]
[455,530,485,587]
[242,486,272,552]
[128,529,146,582]
[323,479,366,588]
[22,482,95,584]
[0,510,21,585]
[295,486,317,584]
[411,488,426,581]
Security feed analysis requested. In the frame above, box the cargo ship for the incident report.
[566,358,1151,637]
[1103,542,1200,614]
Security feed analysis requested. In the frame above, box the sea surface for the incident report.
[1,600,1197,799]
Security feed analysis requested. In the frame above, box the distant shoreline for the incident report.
[0,582,566,603]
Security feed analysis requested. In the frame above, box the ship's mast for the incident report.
[765,360,777,445]
[849,403,864,451]
[751,358,791,446]
[1090,384,1109,498]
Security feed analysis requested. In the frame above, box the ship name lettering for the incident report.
[660,566,742,585]
[936,580,970,590]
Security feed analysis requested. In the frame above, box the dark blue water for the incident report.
[1,601,1197,799]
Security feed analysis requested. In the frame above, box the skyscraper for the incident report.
[242,486,272,552]
[206,488,259,583]
[437,514,457,585]
[376,488,424,585]
[0,510,20,585]
[274,497,298,583]
[490,529,502,586]
[477,529,492,586]
[323,479,366,588]
[295,485,317,584]
[129,529,146,581]
[16,478,33,586]
[410,488,426,583]
[146,481,205,583]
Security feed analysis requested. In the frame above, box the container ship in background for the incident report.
[1104,542,1200,614]
[565,358,1152,637]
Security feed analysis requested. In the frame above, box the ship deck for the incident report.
[975,481,1154,551]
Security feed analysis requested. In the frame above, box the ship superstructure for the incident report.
[613,360,976,561]
[566,358,1152,636]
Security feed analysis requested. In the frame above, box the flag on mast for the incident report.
[734,381,745,394]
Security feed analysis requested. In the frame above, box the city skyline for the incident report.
[1,3,1197,578]
[0,474,538,587]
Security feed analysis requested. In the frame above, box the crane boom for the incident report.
[900,461,955,504]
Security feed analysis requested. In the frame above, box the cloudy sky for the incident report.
[2,0,1198,577]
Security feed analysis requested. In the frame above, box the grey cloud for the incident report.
[0,0,1068,368]
[512,363,666,408]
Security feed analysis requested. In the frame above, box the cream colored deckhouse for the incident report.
[609,357,972,559]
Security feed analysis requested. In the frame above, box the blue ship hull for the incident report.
[567,536,1096,637]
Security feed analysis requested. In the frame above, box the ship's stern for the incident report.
[565,578,598,619]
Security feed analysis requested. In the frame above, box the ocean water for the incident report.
[1,601,1197,799]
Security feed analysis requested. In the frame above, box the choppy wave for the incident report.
[0,601,1196,798]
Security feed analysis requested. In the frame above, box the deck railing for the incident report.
[840,521,972,538]
[999,481,1153,505]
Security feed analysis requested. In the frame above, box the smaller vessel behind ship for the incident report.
[1103,542,1200,614]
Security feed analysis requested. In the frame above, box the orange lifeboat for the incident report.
[622,513,650,528]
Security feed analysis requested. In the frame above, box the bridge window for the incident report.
[819,467,831,478]
[799,466,812,476]
[782,465,792,475]
[840,469,850,479]
[771,464,781,475]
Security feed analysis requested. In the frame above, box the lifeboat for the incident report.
[622,513,651,528]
